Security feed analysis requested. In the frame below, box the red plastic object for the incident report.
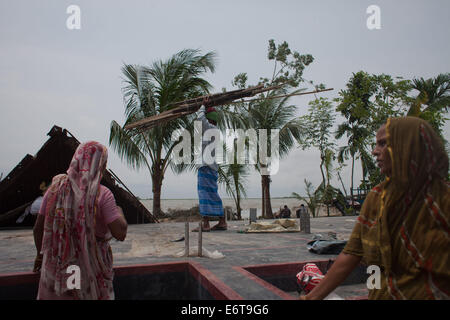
[296,263,324,293]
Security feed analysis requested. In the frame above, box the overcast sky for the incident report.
[1,0,449,199]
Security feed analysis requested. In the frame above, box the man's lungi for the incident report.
[197,166,224,217]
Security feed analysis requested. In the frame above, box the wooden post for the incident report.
[250,208,257,224]
[224,207,228,223]
[198,221,203,257]
[185,221,190,257]
[300,208,310,234]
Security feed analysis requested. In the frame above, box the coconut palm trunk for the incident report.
[234,173,242,220]
[151,162,164,218]
[261,174,273,219]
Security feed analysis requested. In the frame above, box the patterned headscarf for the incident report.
[39,141,114,300]
[377,116,449,298]
[343,116,449,299]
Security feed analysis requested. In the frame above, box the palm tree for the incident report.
[109,49,217,218]
[292,179,320,218]
[245,88,303,218]
[408,73,450,134]
[335,124,372,211]
[218,163,249,220]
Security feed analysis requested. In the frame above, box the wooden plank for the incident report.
[124,83,314,131]
[128,111,192,131]
[225,87,334,104]
[167,84,264,109]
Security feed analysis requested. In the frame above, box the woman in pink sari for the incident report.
[33,141,128,300]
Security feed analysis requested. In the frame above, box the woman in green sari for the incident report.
[301,116,449,300]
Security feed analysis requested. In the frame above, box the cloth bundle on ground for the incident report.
[246,219,299,233]
[307,240,348,255]
[307,232,347,254]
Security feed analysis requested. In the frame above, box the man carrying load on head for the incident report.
[192,98,227,232]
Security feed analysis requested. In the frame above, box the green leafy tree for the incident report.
[262,39,314,87]
[337,71,447,193]
[335,71,411,196]
[227,40,314,218]
[335,71,377,202]
[297,97,336,216]
[371,74,411,128]
[109,49,216,217]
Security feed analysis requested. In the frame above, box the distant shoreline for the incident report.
[139,197,301,201]
[139,197,343,219]
[140,197,311,219]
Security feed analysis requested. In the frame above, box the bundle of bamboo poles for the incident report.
[124,84,332,132]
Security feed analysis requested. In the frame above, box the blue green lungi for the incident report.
[197,166,224,217]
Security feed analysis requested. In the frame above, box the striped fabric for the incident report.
[197,166,224,217]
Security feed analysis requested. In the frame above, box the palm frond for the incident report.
[109,120,150,171]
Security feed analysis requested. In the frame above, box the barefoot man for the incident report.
[193,98,227,232]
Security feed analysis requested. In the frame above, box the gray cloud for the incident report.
[1,0,449,199]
